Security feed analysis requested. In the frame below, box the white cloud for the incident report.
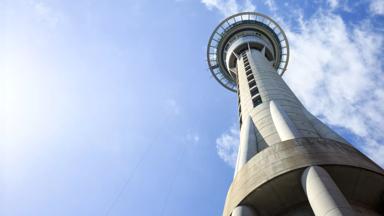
[164,99,181,115]
[265,0,277,12]
[325,0,354,12]
[216,124,239,167]
[370,0,384,15]
[362,138,384,165]
[328,0,339,9]
[33,2,60,28]
[201,0,255,16]
[243,0,256,12]
[283,12,384,166]
[186,132,200,143]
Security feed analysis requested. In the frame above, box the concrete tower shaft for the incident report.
[234,48,347,150]
[207,12,384,216]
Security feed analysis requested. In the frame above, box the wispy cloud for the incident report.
[265,0,277,12]
[283,11,384,166]
[164,99,181,116]
[201,0,255,16]
[33,2,60,28]
[370,0,384,15]
[216,124,239,167]
[328,0,354,12]
[186,132,200,143]
[327,0,339,10]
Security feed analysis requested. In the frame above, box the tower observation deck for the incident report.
[207,12,384,216]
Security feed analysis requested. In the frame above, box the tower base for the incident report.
[223,137,384,216]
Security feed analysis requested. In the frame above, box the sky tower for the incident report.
[207,12,384,216]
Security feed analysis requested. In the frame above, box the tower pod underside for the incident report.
[207,12,289,92]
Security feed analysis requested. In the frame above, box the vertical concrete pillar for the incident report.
[270,100,301,141]
[235,116,257,175]
[232,205,258,216]
[301,166,355,216]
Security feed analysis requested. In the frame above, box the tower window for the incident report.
[249,80,256,88]
[241,50,262,109]
[250,86,259,96]
[252,95,262,107]
[247,75,254,82]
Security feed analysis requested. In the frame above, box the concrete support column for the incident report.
[270,100,301,141]
[301,166,355,216]
[235,116,257,175]
[232,205,258,216]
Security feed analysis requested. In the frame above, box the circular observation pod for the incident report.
[207,12,290,92]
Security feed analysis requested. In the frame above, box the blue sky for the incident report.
[1,0,384,215]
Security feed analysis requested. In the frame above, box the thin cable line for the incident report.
[159,134,195,216]
[104,139,156,216]
[159,138,189,216]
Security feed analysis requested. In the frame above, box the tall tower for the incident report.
[207,12,384,216]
